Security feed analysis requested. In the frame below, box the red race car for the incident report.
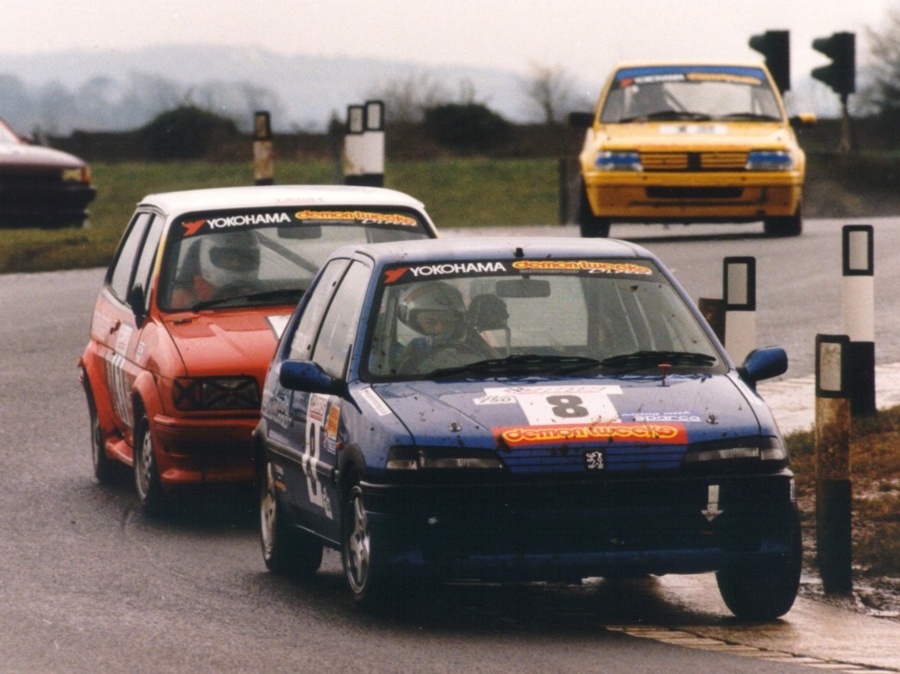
[79,185,438,514]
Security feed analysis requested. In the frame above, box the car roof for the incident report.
[612,60,767,70]
[337,236,657,266]
[137,184,427,215]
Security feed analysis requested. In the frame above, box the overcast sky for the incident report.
[1,0,894,86]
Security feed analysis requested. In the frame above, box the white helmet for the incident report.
[398,281,466,338]
[198,230,260,288]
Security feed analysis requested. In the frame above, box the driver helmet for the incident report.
[198,230,260,288]
[398,282,466,338]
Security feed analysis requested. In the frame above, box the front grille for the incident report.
[646,187,743,200]
[640,151,748,172]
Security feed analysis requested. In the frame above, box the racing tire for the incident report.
[259,459,323,577]
[715,511,802,621]
[87,391,118,485]
[133,411,167,517]
[577,180,611,238]
[763,208,802,237]
[341,472,390,610]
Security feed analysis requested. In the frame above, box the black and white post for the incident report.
[815,333,853,594]
[344,100,385,187]
[842,224,875,416]
[253,111,274,185]
[723,256,756,364]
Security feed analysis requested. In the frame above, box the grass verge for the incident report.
[787,407,900,576]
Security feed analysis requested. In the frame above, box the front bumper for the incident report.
[151,413,258,486]
[582,170,802,222]
[0,179,96,228]
[361,471,797,582]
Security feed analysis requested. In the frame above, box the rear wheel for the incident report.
[259,459,323,577]
[764,207,802,237]
[716,512,802,620]
[87,391,117,485]
[577,180,611,238]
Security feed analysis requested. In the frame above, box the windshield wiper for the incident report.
[599,350,717,372]
[190,287,304,311]
[716,112,781,122]
[431,354,602,379]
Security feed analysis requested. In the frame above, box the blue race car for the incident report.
[254,237,800,619]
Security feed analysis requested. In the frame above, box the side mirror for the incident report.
[738,346,788,385]
[279,360,344,396]
[789,113,817,129]
[127,284,147,327]
[568,111,595,128]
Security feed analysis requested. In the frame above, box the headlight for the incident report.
[173,377,260,411]
[387,446,503,470]
[61,166,91,183]
[745,150,793,171]
[595,150,642,171]
[684,436,787,463]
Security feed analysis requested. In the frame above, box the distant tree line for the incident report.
[0,72,284,137]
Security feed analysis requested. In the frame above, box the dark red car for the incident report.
[0,117,96,228]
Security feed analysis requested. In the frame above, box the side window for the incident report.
[311,262,371,378]
[132,215,165,311]
[287,259,351,361]
[108,212,153,302]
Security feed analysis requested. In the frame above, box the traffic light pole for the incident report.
[839,96,853,154]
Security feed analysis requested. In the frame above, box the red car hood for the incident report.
[164,310,291,378]
[0,140,87,169]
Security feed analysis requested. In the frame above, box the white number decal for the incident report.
[484,385,622,424]
[303,394,333,518]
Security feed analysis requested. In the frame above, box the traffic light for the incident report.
[812,32,855,100]
[749,30,790,93]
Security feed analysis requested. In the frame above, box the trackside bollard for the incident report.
[815,333,853,594]
[842,225,876,417]
[253,111,274,185]
[723,256,756,364]
[344,100,385,187]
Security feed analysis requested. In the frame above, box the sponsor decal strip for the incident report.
[494,422,688,449]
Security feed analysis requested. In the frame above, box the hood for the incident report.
[0,140,87,169]
[595,121,792,150]
[164,310,290,378]
[373,374,773,473]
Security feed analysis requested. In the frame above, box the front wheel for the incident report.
[342,475,390,609]
[715,513,802,620]
[134,412,167,516]
[259,459,323,577]
[577,180,611,238]
[764,207,802,237]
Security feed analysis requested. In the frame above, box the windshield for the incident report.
[600,65,782,123]
[363,258,725,381]
[0,119,22,144]
[158,206,430,311]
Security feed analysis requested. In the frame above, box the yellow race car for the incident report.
[570,62,814,238]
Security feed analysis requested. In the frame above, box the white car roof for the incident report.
[139,184,427,216]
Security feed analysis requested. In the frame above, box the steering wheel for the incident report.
[213,280,259,300]
[400,340,485,374]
